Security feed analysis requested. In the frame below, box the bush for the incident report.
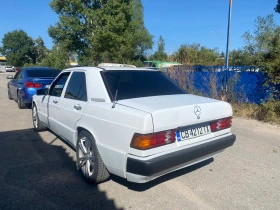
[232,101,280,125]
[256,100,280,124]
[231,103,259,119]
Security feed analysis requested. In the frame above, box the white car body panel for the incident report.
[76,102,153,177]
[55,97,87,146]
[118,94,232,132]
[32,66,236,183]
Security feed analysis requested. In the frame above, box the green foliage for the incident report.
[34,37,48,63]
[241,15,277,66]
[256,100,280,124]
[150,36,168,61]
[0,30,36,66]
[173,43,219,65]
[236,14,280,98]
[230,49,252,66]
[242,15,276,54]
[262,27,280,95]
[48,0,152,64]
[40,45,68,69]
[275,0,280,13]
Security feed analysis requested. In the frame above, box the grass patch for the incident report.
[232,101,280,125]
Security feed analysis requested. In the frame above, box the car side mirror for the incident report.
[36,88,49,95]
[7,75,14,79]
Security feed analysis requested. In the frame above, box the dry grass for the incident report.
[231,103,259,119]
[232,102,280,125]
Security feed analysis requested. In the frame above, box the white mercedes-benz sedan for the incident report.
[32,66,236,184]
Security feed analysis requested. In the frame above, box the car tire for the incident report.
[17,94,27,109]
[8,90,13,100]
[76,130,110,184]
[32,104,47,132]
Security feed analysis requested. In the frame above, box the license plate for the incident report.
[45,84,62,88]
[177,125,211,141]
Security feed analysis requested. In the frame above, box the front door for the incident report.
[45,72,71,134]
[55,71,88,146]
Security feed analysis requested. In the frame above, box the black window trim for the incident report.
[64,71,88,102]
[49,71,71,97]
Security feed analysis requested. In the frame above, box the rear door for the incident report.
[55,71,88,146]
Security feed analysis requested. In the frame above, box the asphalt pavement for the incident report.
[0,72,279,210]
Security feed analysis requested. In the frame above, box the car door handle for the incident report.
[53,99,58,104]
[74,104,82,110]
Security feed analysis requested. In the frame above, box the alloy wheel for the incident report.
[32,106,38,128]
[77,137,95,177]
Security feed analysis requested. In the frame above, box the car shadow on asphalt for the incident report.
[111,158,214,192]
[47,129,215,192]
[0,128,122,210]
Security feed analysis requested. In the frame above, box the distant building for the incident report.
[0,56,7,72]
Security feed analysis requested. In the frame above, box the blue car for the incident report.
[7,67,61,109]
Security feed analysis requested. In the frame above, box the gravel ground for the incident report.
[0,72,279,210]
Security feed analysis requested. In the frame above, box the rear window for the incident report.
[26,69,60,78]
[102,70,186,100]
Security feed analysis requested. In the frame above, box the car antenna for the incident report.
[112,89,118,108]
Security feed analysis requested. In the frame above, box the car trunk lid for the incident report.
[118,94,232,132]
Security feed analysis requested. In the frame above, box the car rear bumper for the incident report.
[126,134,236,183]
[20,88,36,104]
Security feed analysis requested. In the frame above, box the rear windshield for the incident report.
[26,69,60,78]
[101,70,186,100]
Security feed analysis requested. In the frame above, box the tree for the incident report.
[150,36,168,61]
[254,15,276,53]
[48,0,153,64]
[0,30,36,66]
[41,44,68,69]
[242,15,276,54]
[241,14,277,66]
[275,0,280,13]
[240,14,280,98]
[173,43,219,65]
[263,27,280,88]
[34,37,48,63]
[230,49,252,66]
[197,47,219,66]
[173,43,199,64]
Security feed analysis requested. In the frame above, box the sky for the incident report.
[0,0,279,55]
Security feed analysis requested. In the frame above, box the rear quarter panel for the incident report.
[76,102,153,178]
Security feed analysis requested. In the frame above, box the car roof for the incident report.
[22,67,60,71]
[64,66,158,72]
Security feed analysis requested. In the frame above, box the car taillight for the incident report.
[210,117,232,132]
[25,82,42,88]
[131,129,176,150]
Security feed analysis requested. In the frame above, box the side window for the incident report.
[14,70,23,79]
[49,72,70,97]
[18,71,24,79]
[64,72,87,101]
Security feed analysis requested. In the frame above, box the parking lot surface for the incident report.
[0,72,280,209]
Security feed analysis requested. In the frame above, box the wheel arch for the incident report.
[76,126,99,147]
[75,126,109,167]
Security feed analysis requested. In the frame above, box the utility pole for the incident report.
[224,0,232,93]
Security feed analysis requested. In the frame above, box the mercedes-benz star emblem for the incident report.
[194,105,201,119]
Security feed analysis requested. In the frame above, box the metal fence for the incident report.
[165,65,276,104]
